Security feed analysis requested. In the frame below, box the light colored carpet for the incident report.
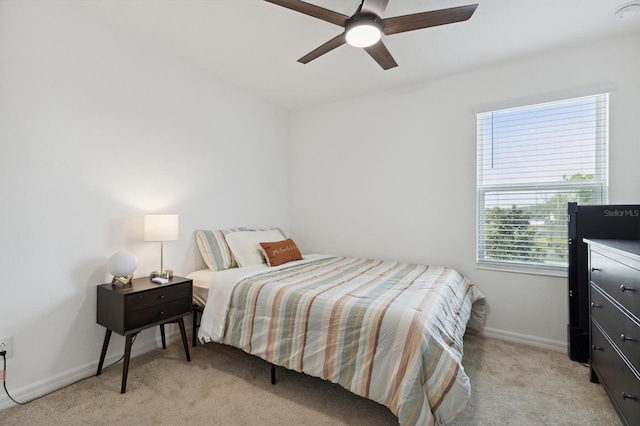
[0,334,621,425]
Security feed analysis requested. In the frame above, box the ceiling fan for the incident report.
[264,0,478,70]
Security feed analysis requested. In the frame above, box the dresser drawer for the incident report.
[125,282,191,312]
[125,298,191,331]
[591,285,640,371]
[591,251,640,315]
[591,320,640,425]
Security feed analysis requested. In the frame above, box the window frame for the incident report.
[476,93,609,276]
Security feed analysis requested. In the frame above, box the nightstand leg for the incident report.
[96,329,112,376]
[160,324,166,349]
[178,318,191,362]
[121,334,134,394]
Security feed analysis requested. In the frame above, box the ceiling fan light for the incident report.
[346,21,382,48]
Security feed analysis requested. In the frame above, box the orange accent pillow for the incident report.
[259,238,303,267]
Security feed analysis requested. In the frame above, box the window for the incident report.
[476,94,609,275]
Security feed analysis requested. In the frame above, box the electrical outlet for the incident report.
[0,336,13,358]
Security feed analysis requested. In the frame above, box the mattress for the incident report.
[186,269,219,307]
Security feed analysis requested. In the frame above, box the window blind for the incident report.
[476,94,609,273]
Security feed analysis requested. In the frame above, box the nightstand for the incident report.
[96,276,193,393]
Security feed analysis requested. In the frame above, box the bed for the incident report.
[188,229,486,426]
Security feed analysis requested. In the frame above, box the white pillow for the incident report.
[224,229,285,267]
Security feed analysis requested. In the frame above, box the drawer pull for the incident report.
[621,333,635,342]
[592,345,602,351]
[159,295,165,300]
[622,392,637,400]
[590,302,601,308]
[620,284,635,292]
[159,311,164,316]
[591,267,600,272]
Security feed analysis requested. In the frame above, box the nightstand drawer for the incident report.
[591,284,640,371]
[125,282,191,312]
[125,298,191,331]
[591,321,640,425]
[591,251,640,315]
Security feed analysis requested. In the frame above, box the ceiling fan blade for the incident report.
[298,33,347,64]
[363,40,398,70]
[360,0,389,17]
[382,4,478,35]
[264,0,349,27]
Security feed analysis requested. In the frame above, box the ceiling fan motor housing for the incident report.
[345,14,383,47]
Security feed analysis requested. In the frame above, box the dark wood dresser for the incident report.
[585,239,640,425]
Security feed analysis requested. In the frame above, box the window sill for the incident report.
[476,260,568,278]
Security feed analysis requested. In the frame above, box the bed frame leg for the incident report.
[192,305,203,348]
[271,364,276,385]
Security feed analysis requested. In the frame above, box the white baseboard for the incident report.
[0,325,191,411]
[480,327,567,353]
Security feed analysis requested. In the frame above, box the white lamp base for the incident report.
[151,270,173,279]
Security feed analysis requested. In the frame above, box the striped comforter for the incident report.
[205,256,485,425]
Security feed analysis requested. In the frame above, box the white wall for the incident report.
[0,1,289,406]
[1,0,638,410]
[289,33,640,349]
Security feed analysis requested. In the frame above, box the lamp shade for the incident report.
[144,214,179,242]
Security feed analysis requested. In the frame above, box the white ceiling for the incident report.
[74,0,640,110]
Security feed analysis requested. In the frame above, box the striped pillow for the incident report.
[195,227,286,270]
[195,228,246,271]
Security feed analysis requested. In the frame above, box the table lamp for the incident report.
[144,214,179,279]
